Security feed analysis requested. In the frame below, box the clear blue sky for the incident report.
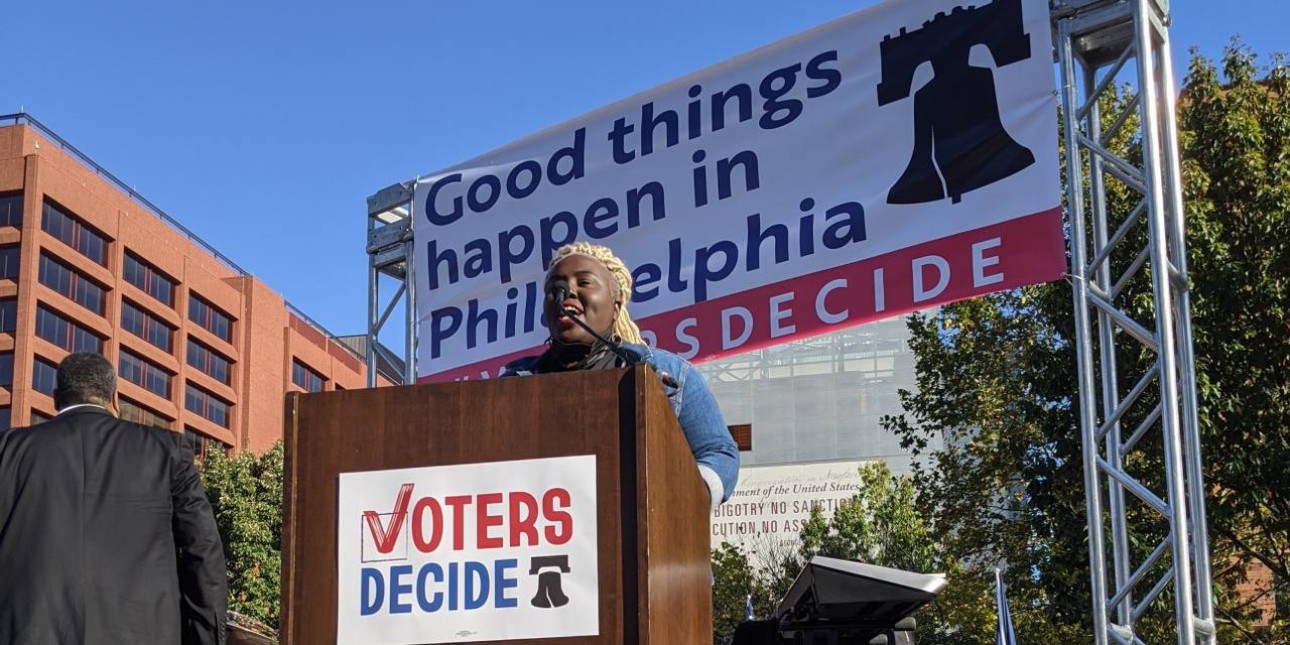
[2,0,1283,337]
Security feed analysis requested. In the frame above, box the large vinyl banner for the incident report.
[414,0,1062,382]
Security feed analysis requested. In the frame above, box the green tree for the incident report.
[712,542,779,645]
[795,463,936,574]
[1178,44,1290,642]
[883,44,1290,642]
[200,442,285,629]
[792,462,1002,644]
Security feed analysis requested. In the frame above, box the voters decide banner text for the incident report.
[337,456,598,644]
[414,0,1062,381]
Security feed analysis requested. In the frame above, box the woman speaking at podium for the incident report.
[503,242,739,508]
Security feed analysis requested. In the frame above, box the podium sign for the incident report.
[337,456,599,643]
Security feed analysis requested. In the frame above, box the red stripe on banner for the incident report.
[421,207,1064,383]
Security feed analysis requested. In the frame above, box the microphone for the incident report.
[551,281,570,308]
[549,282,680,390]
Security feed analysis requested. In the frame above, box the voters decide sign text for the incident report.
[337,456,598,644]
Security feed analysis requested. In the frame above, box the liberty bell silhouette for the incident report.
[529,555,571,609]
[877,0,1036,204]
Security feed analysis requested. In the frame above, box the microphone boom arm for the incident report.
[551,283,679,389]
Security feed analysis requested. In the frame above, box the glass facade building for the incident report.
[698,314,939,475]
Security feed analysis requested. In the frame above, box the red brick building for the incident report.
[0,115,385,455]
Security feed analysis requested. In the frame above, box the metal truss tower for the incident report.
[367,1,1217,639]
[1054,0,1215,642]
[366,182,416,387]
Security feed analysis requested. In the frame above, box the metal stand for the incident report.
[365,182,416,387]
[1054,0,1215,642]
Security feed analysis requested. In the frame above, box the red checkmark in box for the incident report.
[361,483,414,561]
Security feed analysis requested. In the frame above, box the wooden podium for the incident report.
[279,365,713,644]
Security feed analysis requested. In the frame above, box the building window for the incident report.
[188,295,233,342]
[41,200,108,266]
[0,408,9,432]
[123,252,175,307]
[291,359,326,393]
[121,301,173,352]
[0,353,12,387]
[120,396,173,429]
[0,246,19,280]
[35,305,102,353]
[32,358,57,396]
[185,383,230,428]
[184,427,229,461]
[0,193,21,228]
[0,299,16,334]
[187,340,231,385]
[38,253,106,315]
[119,349,171,398]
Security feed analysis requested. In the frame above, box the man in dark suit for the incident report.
[0,352,228,645]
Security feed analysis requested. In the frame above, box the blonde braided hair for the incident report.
[546,242,644,344]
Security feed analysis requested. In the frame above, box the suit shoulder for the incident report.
[0,418,86,466]
[2,418,75,445]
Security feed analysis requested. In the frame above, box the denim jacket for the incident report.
[502,342,739,504]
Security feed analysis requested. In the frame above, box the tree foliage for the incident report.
[200,442,285,630]
[882,44,1290,642]
[712,543,779,645]
[1179,44,1290,641]
[794,462,936,574]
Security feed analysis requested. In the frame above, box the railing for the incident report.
[1,112,362,361]
[285,303,362,361]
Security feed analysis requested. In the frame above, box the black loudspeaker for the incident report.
[731,557,946,645]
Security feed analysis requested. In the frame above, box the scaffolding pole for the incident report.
[366,182,416,387]
[1054,0,1215,642]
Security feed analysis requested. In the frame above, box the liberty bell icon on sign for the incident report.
[529,555,571,609]
[876,0,1036,205]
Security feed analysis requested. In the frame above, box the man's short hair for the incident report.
[55,352,117,408]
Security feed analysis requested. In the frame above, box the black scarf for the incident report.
[534,337,624,373]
